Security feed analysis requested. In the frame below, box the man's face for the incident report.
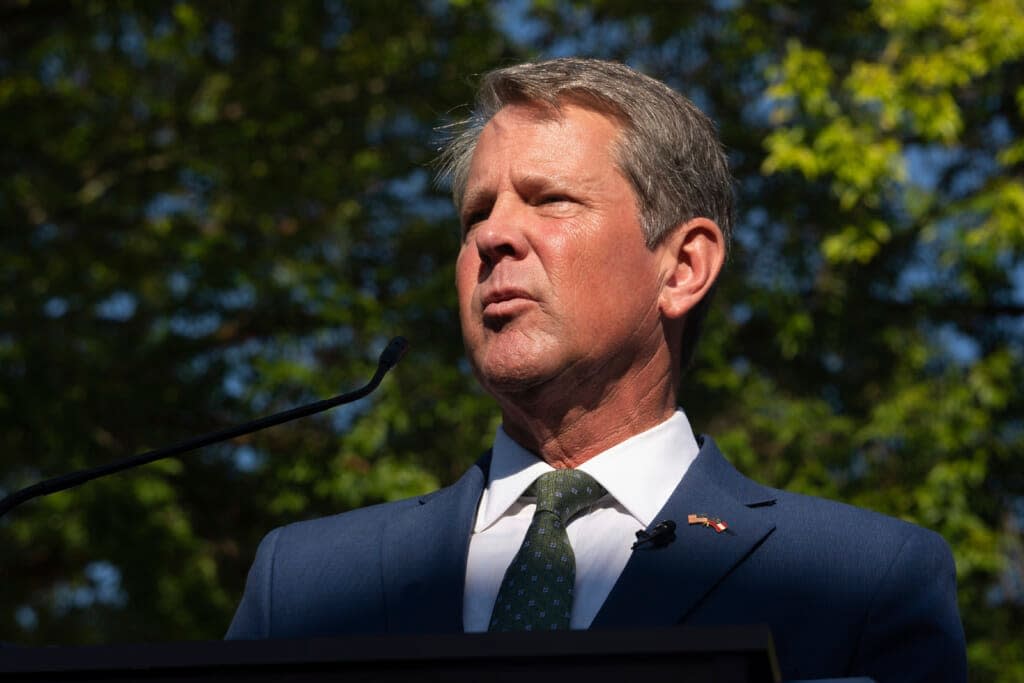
[456,103,669,402]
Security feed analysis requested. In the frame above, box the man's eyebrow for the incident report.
[515,173,566,192]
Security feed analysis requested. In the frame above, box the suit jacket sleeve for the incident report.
[851,526,966,683]
[226,527,281,639]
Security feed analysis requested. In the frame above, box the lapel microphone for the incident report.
[632,519,677,549]
[0,336,409,519]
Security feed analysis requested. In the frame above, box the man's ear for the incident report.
[658,217,726,320]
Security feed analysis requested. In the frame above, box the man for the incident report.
[228,58,966,682]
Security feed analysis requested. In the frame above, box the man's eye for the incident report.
[538,195,571,205]
[461,210,488,232]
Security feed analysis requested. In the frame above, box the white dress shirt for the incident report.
[462,410,701,631]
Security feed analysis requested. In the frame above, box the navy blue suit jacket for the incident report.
[227,436,966,682]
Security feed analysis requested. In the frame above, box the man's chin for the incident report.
[470,357,557,399]
[475,367,548,395]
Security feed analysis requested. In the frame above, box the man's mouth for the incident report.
[481,288,534,319]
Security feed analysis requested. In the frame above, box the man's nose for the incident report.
[474,197,529,269]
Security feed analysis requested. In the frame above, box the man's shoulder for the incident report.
[275,494,423,538]
[696,434,952,562]
[260,456,489,553]
[769,483,952,561]
[237,495,426,594]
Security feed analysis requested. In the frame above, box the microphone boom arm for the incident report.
[0,336,408,519]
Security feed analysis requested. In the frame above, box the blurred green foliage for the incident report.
[1,1,1021,680]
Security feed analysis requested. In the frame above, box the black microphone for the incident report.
[632,519,677,549]
[0,336,409,519]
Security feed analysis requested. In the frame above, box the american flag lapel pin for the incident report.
[688,513,728,533]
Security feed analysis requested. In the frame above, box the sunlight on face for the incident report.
[456,103,666,402]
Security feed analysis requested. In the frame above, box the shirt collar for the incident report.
[474,410,700,532]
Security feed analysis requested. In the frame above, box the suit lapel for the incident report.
[381,455,489,633]
[592,438,776,628]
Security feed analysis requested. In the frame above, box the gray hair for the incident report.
[437,57,734,371]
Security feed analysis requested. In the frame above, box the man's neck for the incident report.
[496,365,678,468]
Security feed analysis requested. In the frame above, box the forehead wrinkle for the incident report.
[510,140,617,200]
[466,103,632,214]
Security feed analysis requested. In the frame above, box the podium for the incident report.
[0,625,780,682]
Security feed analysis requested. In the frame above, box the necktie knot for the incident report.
[529,469,606,526]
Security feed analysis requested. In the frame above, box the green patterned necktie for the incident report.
[488,469,607,632]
